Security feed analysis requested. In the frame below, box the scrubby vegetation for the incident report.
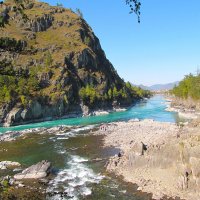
[125,82,152,99]
[79,82,152,106]
[0,37,27,52]
[0,61,41,105]
[171,74,200,100]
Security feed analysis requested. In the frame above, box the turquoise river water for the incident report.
[0,95,180,133]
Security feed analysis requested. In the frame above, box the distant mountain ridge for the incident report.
[133,81,179,91]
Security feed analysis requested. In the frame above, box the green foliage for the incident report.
[4,90,11,103]
[79,84,99,105]
[113,86,118,99]
[1,180,9,188]
[63,94,68,104]
[126,81,152,99]
[126,0,141,23]
[171,74,200,100]
[0,62,40,105]
[84,36,90,46]
[20,95,29,106]
[79,82,151,107]
[108,88,113,99]
[44,51,53,67]
[0,0,27,28]
[12,0,28,22]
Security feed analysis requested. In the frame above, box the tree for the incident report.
[56,2,63,7]
[79,84,98,105]
[126,0,141,22]
[76,8,83,18]
[113,86,119,99]
[171,73,200,100]
[108,89,113,99]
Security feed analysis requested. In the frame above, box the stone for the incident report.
[0,176,15,186]
[190,157,200,186]
[0,161,21,170]
[14,160,51,180]
[177,175,188,190]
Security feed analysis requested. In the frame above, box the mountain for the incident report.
[135,84,149,90]
[0,0,150,126]
[133,81,179,91]
[148,81,179,91]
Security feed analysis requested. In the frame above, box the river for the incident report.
[0,95,182,200]
[0,95,179,133]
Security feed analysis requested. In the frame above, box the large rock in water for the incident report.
[0,161,21,170]
[14,160,51,180]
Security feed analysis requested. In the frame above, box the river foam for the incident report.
[47,155,104,200]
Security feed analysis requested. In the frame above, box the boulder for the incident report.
[14,160,51,180]
[0,161,21,170]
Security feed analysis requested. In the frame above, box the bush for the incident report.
[84,36,90,46]
[44,51,53,67]
[0,63,41,105]
[79,84,98,104]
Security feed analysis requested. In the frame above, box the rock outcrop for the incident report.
[99,119,200,200]
[14,160,51,180]
[28,14,54,32]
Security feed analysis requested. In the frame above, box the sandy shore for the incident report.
[96,119,200,200]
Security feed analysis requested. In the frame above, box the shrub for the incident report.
[79,84,98,104]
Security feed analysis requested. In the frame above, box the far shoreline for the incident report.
[0,97,149,133]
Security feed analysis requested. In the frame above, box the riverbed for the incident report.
[0,95,182,200]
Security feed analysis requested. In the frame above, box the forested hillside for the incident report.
[171,74,200,100]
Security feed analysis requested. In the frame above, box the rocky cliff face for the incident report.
[0,0,145,126]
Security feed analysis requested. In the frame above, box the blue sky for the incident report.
[44,0,200,86]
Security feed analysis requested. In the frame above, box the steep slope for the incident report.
[0,0,149,126]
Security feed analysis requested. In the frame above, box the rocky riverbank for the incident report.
[165,97,200,120]
[1,105,128,128]
[96,119,200,200]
